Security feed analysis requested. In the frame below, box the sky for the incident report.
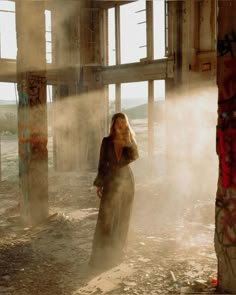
[0,0,16,101]
[0,0,165,102]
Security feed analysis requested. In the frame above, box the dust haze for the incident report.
[0,0,219,292]
[47,90,107,171]
[47,83,218,237]
[130,84,218,246]
[0,83,218,293]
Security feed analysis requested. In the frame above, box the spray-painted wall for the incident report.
[215,1,236,293]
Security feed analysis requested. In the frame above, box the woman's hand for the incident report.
[122,130,132,147]
[115,129,131,147]
[96,187,103,198]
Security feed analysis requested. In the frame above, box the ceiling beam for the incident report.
[0,58,175,85]
[93,0,135,9]
[99,58,174,84]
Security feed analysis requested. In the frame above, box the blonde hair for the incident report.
[109,112,136,143]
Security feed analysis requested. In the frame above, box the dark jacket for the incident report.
[93,136,139,187]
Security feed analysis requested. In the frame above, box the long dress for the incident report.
[90,135,139,266]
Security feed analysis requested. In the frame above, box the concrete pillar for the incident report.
[148,80,154,176]
[174,0,183,86]
[146,0,154,175]
[115,84,121,112]
[78,1,107,169]
[115,5,121,112]
[215,0,236,293]
[16,1,48,225]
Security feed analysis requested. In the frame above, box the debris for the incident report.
[194,279,208,286]
[170,271,176,282]
[137,257,151,263]
[0,172,217,295]
[180,286,193,294]
[211,277,218,286]
[2,275,10,281]
[123,280,137,287]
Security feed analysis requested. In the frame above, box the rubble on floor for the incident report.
[0,172,217,295]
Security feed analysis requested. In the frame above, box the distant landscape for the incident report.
[0,97,165,122]
[0,100,16,105]
[0,103,17,134]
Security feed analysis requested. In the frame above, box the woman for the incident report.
[90,112,139,267]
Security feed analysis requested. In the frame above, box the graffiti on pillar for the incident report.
[18,79,28,106]
[28,74,47,129]
[28,74,47,161]
[19,125,47,157]
[216,28,236,250]
[18,79,30,176]
[18,74,48,167]
[216,196,236,245]
[28,74,46,106]
[218,30,236,58]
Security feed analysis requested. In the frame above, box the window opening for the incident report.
[0,1,16,59]
[45,10,52,64]
[108,84,115,115]
[120,1,146,64]
[154,80,165,102]
[108,8,115,66]
[153,0,165,59]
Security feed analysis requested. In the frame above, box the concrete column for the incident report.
[115,5,121,112]
[16,1,48,225]
[174,0,183,86]
[148,80,154,176]
[146,0,154,60]
[146,0,154,175]
[115,84,121,112]
[215,0,236,293]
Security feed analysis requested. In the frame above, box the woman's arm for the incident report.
[125,141,139,163]
[93,137,108,187]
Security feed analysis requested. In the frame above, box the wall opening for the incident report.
[153,0,165,59]
[107,1,166,64]
[108,8,115,66]
[0,1,16,59]
[45,10,52,64]
[120,1,146,64]
[0,2,52,63]
[0,82,18,181]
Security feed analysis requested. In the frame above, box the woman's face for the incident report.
[114,117,127,134]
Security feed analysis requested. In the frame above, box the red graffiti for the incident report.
[18,124,47,160]
[217,128,236,189]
